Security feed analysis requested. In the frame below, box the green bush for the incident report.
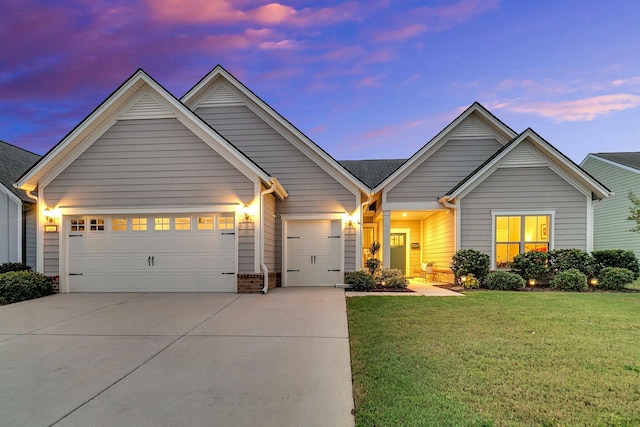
[460,273,479,289]
[0,271,53,305]
[344,271,375,291]
[511,251,548,281]
[549,268,588,292]
[597,267,636,290]
[0,262,32,274]
[548,249,595,277]
[485,271,526,290]
[451,249,490,284]
[379,269,408,289]
[592,250,640,279]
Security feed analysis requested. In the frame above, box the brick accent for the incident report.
[48,275,60,293]
[237,272,281,294]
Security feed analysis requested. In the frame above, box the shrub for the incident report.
[547,249,595,277]
[451,249,491,284]
[460,273,479,289]
[549,268,588,292]
[485,271,526,290]
[0,271,53,305]
[0,262,32,274]
[597,267,636,290]
[365,258,381,276]
[592,250,640,279]
[379,269,408,289]
[344,271,375,291]
[511,251,548,282]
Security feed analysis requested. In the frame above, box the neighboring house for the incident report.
[580,152,640,257]
[0,141,40,267]
[16,66,610,293]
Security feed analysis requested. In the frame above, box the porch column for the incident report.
[382,210,391,269]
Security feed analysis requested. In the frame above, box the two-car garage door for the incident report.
[67,213,236,292]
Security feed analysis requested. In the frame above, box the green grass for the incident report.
[347,293,640,426]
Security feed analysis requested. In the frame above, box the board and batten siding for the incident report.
[0,192,20,264]
[422,211,454,270]
[195,105,357,214]
[581,156,640,257]
[44,118,255,208]
[24,204,37,268]
[460,166,588,254]
[386,138,502,202]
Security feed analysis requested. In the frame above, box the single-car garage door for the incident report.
[67,214,236,292]
[286,219,342,286]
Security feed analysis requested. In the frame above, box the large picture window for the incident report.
[495,214,550,268]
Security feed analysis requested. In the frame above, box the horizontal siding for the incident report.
[196,105,357,214]
[461,166,588,253]
[44,118,255,208]
[387,138,502,202]
[422,211,454,270]
[344,227,356,272]
[44,231,59,275]
[582,157,640,257]
[263,193,276,271]
[238,222,255,274]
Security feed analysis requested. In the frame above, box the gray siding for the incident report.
[44,118,255,208]
[460,166,588,254]
[581,157,640,257]
[44,231,59,275]
[238,222,254,274]
[344,227,356,272]
[195,105,357,214]
[263,192,276,271]
[387,138,502,202]
[24,204,37,268]
[422,211,454,269]
[0,192,20,263]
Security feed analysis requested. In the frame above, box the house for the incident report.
[15,66,610,293]
[0,141,40,267]
[580,152,640,257]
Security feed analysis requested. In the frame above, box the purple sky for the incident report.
[2,0,640,162]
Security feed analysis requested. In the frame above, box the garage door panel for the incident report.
[68,214,237,292]
[286,220,342,286]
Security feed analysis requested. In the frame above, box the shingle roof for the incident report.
[0,140,41,202]
[594,152,640,171]
[339,159,407,188]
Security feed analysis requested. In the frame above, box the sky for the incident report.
[1,0,640,163]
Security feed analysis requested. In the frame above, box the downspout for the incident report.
[439,195,459,253]
[24,189,39,202]
[260,180,278,294]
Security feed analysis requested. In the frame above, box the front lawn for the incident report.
[347,293,640,426]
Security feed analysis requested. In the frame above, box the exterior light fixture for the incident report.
[590,278,598,286]
[242,204,251,222]
[528,278,536,287]
[460,275,467,285]
[43,207,58,232]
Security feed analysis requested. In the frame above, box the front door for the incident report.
[390,233,406,274]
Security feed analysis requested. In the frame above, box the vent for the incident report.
[120,93,175,119]
[199,85,242,106]
[452,116,494,138]
[502,146,546,167]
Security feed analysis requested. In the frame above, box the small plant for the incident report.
[547,249,595,278]
[451,249,490,284]
[365,241,381,275]
[549,268,588,292]
[485,271,526,290]
[597,267,636,290]
[344,271,375,291]
[511,251,548,282]
[460,273,479,289]
[0,271,53,305]
[592,249,639,279]
[379,269,408,289]
[0,262,32,274]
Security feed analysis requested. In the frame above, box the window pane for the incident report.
[197,216,214,230]
[525,243,548,253]
[90,218,105,231]
[132,218,147,231]
[175,217,191,231]
[538,216,549,241]
[496,243,520,268]
[496,217,509,242]
[524,216,537,242]
[508,216,521,241]
[217,216,234,230]
[71,218,85,232]
[112,218,127,231]
[155,217,170,231]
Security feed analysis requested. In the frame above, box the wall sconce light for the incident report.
[528,278,536,287]
[242,204,251,222]
[344,211,358,228]
[589,278,598,286]
[43,207,58,232]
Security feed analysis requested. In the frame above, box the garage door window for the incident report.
[70,219,85,232]
[218,216,234,230]
[197,216,213,230]
[112,218,127,231]
[155,217,170,231]
[175,217,191,231]
[132,218,147,231]
[89,218,105,231]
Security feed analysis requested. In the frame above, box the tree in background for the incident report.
[629,191,640,232]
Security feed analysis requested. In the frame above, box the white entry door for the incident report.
[286,219,342,286]
[67,214,236,292]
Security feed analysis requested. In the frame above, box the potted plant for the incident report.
[365,242,381,275]
[424,261,434,274]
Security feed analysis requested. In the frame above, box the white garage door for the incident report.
[286,220,342,286]
[67,214,236,292]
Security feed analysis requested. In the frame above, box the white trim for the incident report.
[390,227,411,275]
[581,153,640,175]
[0,183,23,204]
[490,210,556,270]
[382,201,448,212]
[382,210,391,269]
[586,196,595,252]
[59,205,240,216]
[279,213,344,221]
[36,189,44,274]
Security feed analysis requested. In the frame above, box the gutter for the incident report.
[438,195,457,209]
[260,180,278,294]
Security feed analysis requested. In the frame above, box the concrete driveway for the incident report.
[0,288,354,427]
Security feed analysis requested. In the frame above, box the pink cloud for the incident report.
[358,76,384,87]
[498,94,640,121]
[612,76,640,87]
[375,24,427,42]
[414,0,500,31]
[259,39,300,50]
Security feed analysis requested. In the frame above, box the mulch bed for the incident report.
[345,287,414,293]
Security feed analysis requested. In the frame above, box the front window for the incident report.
[495,215,550,268]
